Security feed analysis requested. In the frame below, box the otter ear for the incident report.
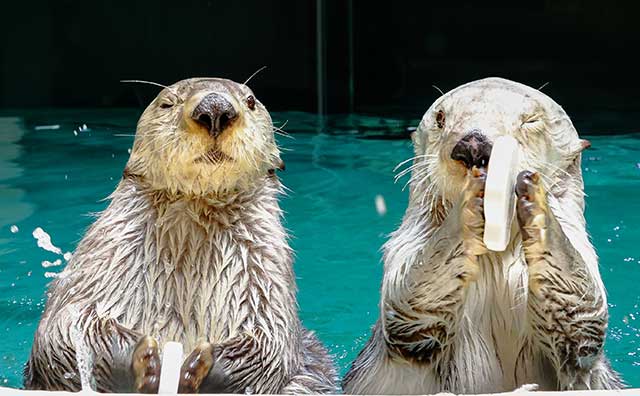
[580,139,592,151]
[568,138,591,159]
[267,158,285,176]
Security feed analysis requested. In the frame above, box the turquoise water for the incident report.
[0,111,639,389]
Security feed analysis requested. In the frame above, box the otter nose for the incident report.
[191,93,238,137]
[450,130,493,169]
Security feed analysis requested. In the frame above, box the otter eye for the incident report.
[522,115,541,126]
[435,110,445,129]
[246,95,256,110]
[159,102,174,109]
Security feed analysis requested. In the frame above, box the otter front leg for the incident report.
[178,335,280,394]
[382,167,486,362]
[516,171,622,390]
[25,307,163,393]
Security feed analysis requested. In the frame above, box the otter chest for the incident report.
[461,247,534,390]
[118,211,262,351]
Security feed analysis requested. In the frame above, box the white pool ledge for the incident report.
[0,387,639,396]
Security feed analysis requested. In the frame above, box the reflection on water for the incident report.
[0,110,638,388]
[0,118,33,231]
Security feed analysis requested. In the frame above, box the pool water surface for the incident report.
[0,111,638,388]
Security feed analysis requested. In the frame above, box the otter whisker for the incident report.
[405,168,431,192]
[528,156,573,180]
[418,170,439,208]
[394,161,427,182]
[537,81,550,91]
[273,124,294,140]
[276,120,289,130]
[397,162,432,187]
[120,79,181,102]
[393,154,436,173]
[242,66,268,86]
[432,84,445,96]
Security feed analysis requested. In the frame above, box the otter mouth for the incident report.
[195,149,233,164]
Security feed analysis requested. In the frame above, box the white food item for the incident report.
[483,135,520,251]
[158,341,183,394]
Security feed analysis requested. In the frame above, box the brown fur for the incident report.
[24,78,337,393]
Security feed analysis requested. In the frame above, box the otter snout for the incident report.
[191,93,238,138]
[450,130,493,169]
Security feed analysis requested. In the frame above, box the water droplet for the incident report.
[10,225,18,233]
[32,227,63,255]
[375,194,387,216]
[42,259,63,268]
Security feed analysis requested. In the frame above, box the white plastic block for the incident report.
[158,341,183,394]
[483,135,520,251]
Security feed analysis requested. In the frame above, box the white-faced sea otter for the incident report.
[343,77,623,394]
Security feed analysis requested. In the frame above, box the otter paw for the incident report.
[178,342,216,393]
[132,335,161,394]
[515,170,548,244]
[461,166,488,255]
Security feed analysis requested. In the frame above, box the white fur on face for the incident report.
[126,78,281,197]
[410,77,585,211]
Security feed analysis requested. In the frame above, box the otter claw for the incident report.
[178,342,216,393]
[515,170,540,199]
[132,336,161,394]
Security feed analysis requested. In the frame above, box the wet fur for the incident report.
[24,78,337,393]
[343,77,623,394]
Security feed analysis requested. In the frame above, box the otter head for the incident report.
[125,78,281,197]
[410,77,590,214]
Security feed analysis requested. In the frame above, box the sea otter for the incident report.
[343,77,623,393]
[24,78,337,394]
